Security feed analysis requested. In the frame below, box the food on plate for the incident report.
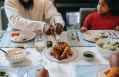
[85,35,95,41]
[97,69,110,77]
[97,32,108,38]
[5,49,26,58]
[97,72,106,77]
[46,41,53,47]
[94,32,108,41]
[11,33,20,37]
[84,32,108,41]
[0,71,10,77]
[11,33,28,41]
[104,69,110,75]
[12,36,28,41]
[50,42,72,60]
[98,40,119,51]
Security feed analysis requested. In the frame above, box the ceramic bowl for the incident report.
[5,48,26,63]
[83,51,96,61]
[96,38,119,58]
[14,44,27,49]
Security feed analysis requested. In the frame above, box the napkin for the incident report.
[45,62,74,77]
[75,64,109,77]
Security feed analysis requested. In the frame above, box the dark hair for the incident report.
[104,0,119,16]
[19,0,34,11]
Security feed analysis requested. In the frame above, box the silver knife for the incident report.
[53,19,59,47]
[75,31,80,41]
[0,34,3,41]
[24,70,28,77]
[113,32,118,39]
[107,31,113,38]
[0,34,3,39]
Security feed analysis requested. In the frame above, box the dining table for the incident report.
[0,30,118,77]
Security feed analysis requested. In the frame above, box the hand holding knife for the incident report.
[50,19,59,47]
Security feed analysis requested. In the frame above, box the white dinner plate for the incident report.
[96,66,110,77]
[81,30,97,42]
[9,31,36,42]
[44,47,78,63]
[0,69,19,77]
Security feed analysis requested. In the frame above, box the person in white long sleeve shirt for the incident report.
[5,0,65,36]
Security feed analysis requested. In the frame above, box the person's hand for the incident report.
[115,27,119,31]
[109,52,119,68]
[43,24,55,36]
[54,23,64,35]
[80,27,87,33]
[35,68,49,77]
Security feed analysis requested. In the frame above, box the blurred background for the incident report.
[0,0,98,30]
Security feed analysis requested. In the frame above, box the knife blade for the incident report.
[53,19,59,47]
[75,31,80,41]
[113,32,118,39]
[50,29,59,47]
[24,70,28,77]
[0,34,3,39]
[0,34,3,41]
[107,31,113,38]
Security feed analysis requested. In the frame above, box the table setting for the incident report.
[67,30,119,47]
[0,30,119,77]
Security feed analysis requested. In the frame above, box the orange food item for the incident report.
[11,33,20,37]
[104,69,110,75]
[94,37,98,41]
[99,37,102,39]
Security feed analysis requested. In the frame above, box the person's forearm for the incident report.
[8,15,46,31]
[106,67,119,77]
[44,0,65,27]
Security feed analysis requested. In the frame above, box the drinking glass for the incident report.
[35,36,47,66]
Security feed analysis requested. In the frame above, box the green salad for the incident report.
[0,71,9,77]
[98,40,119,51]
[97,32,108,38]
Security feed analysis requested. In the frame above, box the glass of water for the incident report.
[35,35,47,66]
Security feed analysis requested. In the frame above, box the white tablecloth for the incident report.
[0,31,110,77]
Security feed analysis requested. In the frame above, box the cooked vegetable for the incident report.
[11,33,20,37]
[46,41,53,47]
[0,71,6,76]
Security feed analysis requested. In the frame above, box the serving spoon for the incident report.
[0,48,6,53]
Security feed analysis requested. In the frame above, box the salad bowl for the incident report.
[96,38,119,58]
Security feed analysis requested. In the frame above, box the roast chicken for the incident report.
[51,42,71,60]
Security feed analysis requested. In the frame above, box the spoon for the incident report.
[0,48,6,53]
[71,32,76,40]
